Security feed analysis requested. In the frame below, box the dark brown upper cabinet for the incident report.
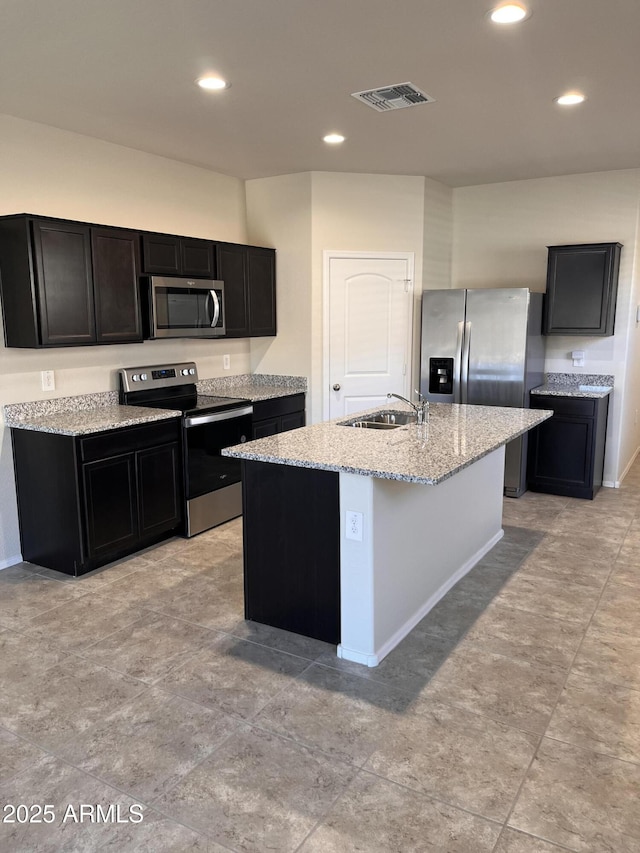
[141,233,214,278]
[543,243,622,337]
[247,246,277,337]
[216,242,276,338]
[91,227,142,343]
[0,215,142,347]
[216,242,248,336]
[0,213,276,346]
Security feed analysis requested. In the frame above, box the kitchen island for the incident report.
[223,402,552,666]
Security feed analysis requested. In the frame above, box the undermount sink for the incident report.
[340,410,418,429]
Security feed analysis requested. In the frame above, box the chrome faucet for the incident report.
[387,391,429,423]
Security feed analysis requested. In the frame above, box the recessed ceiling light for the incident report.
[197,75,229,91]
[555,92,586,106]
[489,3,529,23]
[323,133,345,144]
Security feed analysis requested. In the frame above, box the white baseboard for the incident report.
[0,554,23,570]
[338,527,504,668]
[613,445,640,489]
[336,645,376,666]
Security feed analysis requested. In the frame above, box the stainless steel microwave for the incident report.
[144,276,226,339]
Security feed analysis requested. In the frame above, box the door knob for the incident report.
[333,383,341,391]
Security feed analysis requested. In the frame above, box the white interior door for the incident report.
[326,253,413,419]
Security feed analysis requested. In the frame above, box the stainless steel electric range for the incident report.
[119,362,252,537]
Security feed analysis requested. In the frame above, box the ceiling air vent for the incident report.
[351,82,436,112]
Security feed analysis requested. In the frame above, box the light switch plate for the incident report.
[223,354,231,370]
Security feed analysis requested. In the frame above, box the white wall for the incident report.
[245,173,313,390]
[423,176,453,291]
[310,172,427,423]
[0,115,249,567]
[619,199,640,480]
[245,171,431,424]
[452,169,640,485]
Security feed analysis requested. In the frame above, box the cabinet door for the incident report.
[528,416,594,491]
[281,411,305,433]
[216,243,249,337]
[543,243,621,336]
[82,453,138,560]
[247,246,276,336]
[32,220,95,345]
[253,417,280,439]
[141,234,181,275]
[181,239,214,278]
[91,227,142,343]
[137,442,182,538]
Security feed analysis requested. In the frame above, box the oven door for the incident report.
[150,277,226,338]
[183,406,253,536]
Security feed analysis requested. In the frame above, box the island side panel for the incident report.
[338,446,505,666]
[241,460,341,643]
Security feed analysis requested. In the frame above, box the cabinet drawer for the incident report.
[252,393,305,421]
[80,420,181,462]
[530,395,596,419]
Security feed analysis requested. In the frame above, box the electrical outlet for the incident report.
[41,370,55,392]
[345,510,363,542]
[223,354,231,370]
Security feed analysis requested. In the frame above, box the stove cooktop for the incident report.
[139,394,251,416]
[119,361,250,416]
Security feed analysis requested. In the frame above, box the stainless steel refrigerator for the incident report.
[420,288,544,497]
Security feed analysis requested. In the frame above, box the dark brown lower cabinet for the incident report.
[252,393,305,439]
[528,394,609,499]
[242,460,340,644]
[12,420,183,575]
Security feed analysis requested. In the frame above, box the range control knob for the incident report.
[181,368,190,376]
[132,374,141,382]
[189,368,196,375]
[140,373,148,381]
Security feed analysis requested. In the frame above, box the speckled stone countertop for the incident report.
[3,374,305,435]
[531,372,614,399]
[197,373,306,402]
[3,392,180,436]
[223,402,552,485]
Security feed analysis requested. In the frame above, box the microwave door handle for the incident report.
[209,290,220,328]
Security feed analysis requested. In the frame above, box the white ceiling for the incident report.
[1,0,639,187]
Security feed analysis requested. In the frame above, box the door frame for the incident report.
[322,250,415,422]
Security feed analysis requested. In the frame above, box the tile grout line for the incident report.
[491,505,629,851]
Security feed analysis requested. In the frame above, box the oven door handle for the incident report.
[184,405,253,428]
[207,290,220,328]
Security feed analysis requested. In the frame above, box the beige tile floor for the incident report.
[1,471,639,852]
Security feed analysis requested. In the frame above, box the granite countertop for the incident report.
[2,374,305,435]
[3,391,180,436]
[223,402,552,486]
[197,373,307,402]
[531,372,614,399]
[4,403,180,436]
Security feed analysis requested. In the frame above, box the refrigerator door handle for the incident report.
[453,320,464,403]
[461,321,471,403]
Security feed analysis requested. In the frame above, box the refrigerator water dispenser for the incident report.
[429,358,454,395]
